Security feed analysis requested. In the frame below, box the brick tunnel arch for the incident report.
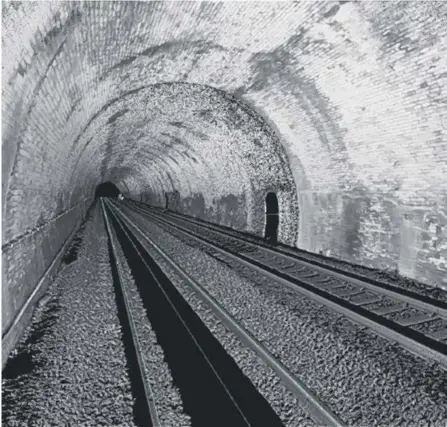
[65,81,299,242]
[2,1,447,350]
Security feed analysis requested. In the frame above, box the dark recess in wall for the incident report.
[265,192,279,244]
[95,182,121,199]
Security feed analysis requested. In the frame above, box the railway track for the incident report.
[151,203,447,303]
[102,201,160,426]
[104,200,287,426]
[103,199,345,427]
[113,200,447,370]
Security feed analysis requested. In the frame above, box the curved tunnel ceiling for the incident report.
[2,1,447,287]
[71,83,297,211]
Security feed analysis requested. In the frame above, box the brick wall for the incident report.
[2,0,446,335]
[2,198,91,336]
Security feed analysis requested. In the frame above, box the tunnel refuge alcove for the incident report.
[265,192,279,245]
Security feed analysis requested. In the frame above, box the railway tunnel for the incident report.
[95,182,122,199]
[2,2,447,426]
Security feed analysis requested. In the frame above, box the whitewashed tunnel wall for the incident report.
[3,1,447,336]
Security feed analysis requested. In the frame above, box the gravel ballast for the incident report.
[125,207,447,427]
[136,233,315,427]
[156,207,447,300]
[2,204,135,426]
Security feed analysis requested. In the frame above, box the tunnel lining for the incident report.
[2,2,446,357]
[67,82,299,244]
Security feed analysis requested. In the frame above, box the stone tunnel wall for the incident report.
[2,198,91,337]
[2,1,447,344]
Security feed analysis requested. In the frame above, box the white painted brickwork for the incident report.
[2,1,447,332]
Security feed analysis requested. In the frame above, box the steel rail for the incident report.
[106,202,253,426]
[132,201,447,319]
[102,200,161,427]
[106,199,347,427]
[115,201,447,369]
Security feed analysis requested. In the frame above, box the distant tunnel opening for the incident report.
[95,182,121,199]
[265,192,279,244]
